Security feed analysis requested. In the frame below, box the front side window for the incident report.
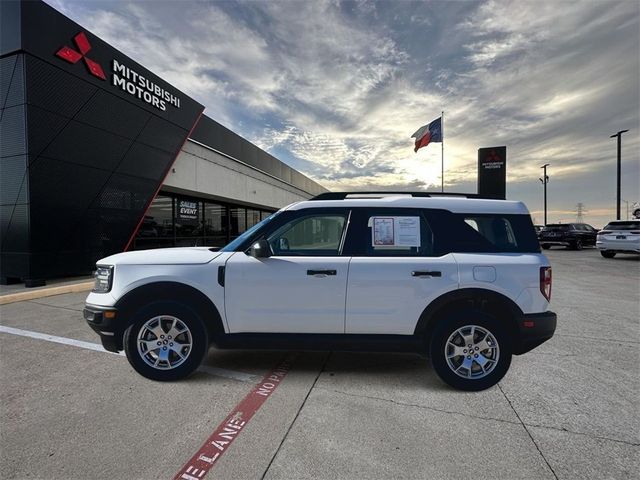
[268,214,347,256]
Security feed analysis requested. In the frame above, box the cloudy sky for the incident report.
[48,0,639,227]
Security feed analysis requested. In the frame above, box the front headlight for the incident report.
[93,265,113,293]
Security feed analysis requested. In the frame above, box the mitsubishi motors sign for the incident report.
[478,146,507,200]
[15,0,201,129]
[56,32,182,112]
[112,60,180,111]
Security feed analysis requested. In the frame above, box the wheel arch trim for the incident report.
[414,288,524,343]
[113,281,225,349]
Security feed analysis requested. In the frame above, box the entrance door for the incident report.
[224,211,350,333]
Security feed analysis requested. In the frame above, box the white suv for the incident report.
[84,192,556,391]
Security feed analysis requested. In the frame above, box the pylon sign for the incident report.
[478,146,507,199]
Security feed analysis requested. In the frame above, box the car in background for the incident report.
[596,220,640,258]
[539,223,598,250]
[534,225,545,237]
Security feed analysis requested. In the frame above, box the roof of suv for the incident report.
[287,194,529,215]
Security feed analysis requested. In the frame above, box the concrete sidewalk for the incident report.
[0,276,93,305]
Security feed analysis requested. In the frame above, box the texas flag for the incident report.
[411,117,442,153]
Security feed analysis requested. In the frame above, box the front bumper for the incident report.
[514,310,557,355]
[84,304,122,352]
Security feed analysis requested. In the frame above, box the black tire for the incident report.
[573,239,583,250]
[123,301,208,381]
[541,244,550,250]
[430,311,512,391]
[600,250,616,258]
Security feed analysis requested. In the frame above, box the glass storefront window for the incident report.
[134,195,174,250]
[247,209,261,229]
[204,203,228,248]
[229,207,247,240]
[132,193,277,250]
[175,198,203,247]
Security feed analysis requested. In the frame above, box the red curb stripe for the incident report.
[173,356,296,480]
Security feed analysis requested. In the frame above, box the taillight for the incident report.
[630,231,640,234]
[599,230,611,235]
[540,267,552,302]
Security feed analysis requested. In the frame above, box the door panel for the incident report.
[224,253,350,333]
[346,255,458,335]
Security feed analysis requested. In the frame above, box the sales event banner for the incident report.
[176,198,199,224]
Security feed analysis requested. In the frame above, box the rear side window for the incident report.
[346,209,434,256]
[425,210,540,254]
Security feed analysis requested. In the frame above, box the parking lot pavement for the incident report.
[0,248,638,479]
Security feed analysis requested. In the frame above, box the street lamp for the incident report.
[610,129,629,220]
[539,163,550,225]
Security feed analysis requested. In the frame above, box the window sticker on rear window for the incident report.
[371,216,421,247]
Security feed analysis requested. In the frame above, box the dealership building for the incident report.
[0,0,326,285]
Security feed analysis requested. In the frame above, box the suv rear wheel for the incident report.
[124,301,208,381]
[600,250,616,258]
[430,311,512,391]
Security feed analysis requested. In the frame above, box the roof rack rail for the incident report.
[310,191,484,201]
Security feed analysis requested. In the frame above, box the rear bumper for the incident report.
[514,310,557,354]
[539,240,571,246]
[83,304,122,352]
[596,239,640,253]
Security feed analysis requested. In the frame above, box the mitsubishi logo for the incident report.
[56,32,106,80]
[487,150,502,162]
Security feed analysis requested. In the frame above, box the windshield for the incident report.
[220,211,281,252]
[603,221,640,231]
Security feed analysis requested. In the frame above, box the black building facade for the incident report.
[0,1,325,285]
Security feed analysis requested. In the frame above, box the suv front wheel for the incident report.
[123,301,208,381]
[430,311,512,391]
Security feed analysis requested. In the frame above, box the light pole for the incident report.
[539,163,550,225]
[610,129,629,220]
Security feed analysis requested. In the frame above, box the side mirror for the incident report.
[249,239,272,258]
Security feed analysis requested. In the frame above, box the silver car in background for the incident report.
[596,220,640,258]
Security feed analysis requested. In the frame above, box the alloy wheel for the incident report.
[136,315,193,370]
[444,325,500,379]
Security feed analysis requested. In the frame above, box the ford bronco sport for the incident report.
[84,192,556,391]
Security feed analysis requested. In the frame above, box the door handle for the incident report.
[307,269,337,276]
[411,271,442,277]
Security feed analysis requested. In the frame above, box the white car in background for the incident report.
[596,220,640,258]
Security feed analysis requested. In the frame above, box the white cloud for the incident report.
[46,0,640,227]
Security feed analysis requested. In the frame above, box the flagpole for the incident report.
[441,110,444,192]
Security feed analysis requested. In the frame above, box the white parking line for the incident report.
[0,325,258,383]
[0,324,124,355]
